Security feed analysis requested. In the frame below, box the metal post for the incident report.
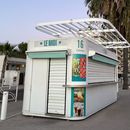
[115,48,119,93]
[123,48,128,89]
[0,91,9,121]
[15,85,18,102]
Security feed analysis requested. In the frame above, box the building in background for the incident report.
[0,55,26,85]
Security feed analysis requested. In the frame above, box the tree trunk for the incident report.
[123,48,128,89]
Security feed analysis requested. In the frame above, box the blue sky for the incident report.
[0,0,87,44]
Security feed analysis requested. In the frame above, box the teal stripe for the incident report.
[73,54,86,59]
[71,88,74,117]
[27,51,67,59]
[84,88,86,116]
[92,54,118,66]
[72,76,86,81]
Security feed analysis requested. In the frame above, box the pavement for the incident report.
[0,101,23,119]
[0,88,130,130]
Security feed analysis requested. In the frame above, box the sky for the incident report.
[0,0,87,44]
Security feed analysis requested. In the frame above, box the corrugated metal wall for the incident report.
[88,59,115,83]
[48,59,66,115]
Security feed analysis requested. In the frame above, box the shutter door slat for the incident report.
[88,59,115,83]
[48,59,66,115]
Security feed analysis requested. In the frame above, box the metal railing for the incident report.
[0,78,19,102]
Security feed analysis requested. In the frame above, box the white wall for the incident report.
[4,70,19,86]
[87,39,117,60]
[23,58,49,115]
[29,59,49,114]
[86,84,117,117]
[22,57,33,113]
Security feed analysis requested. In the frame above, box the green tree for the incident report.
[0,44,4,54]
[85,0,130,89]
[18,42,27,58]
[0,42,27,58]
[1,42,13,56]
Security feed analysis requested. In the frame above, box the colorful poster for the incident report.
[72,54,86,81]
[72,88,86,117]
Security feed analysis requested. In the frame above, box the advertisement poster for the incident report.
[72,88,86,117]
[72,54,86,81]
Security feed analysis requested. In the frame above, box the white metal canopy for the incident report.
[36,18,130,48]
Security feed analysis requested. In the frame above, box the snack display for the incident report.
[72,54,86,81]
[79,58,86,78]
[72,58,80,76]
[73,88,85,117]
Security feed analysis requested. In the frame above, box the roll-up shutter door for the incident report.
[47,59,66,115]
[88,59,115,83]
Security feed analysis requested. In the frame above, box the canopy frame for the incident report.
[36,18,130,48]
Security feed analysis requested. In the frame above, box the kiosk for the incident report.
[22,18,130,120]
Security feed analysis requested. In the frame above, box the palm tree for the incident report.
[85,0,130,89]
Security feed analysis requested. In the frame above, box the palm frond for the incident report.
[84,0,91,6]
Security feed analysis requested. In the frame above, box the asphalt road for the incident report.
[0,89,130,130]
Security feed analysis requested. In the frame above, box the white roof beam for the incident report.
[35,18,130,48]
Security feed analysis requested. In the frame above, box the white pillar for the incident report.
[0,91,8,121]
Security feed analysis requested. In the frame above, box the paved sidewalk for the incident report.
[0,101,23,119]
[0,89,130,130]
